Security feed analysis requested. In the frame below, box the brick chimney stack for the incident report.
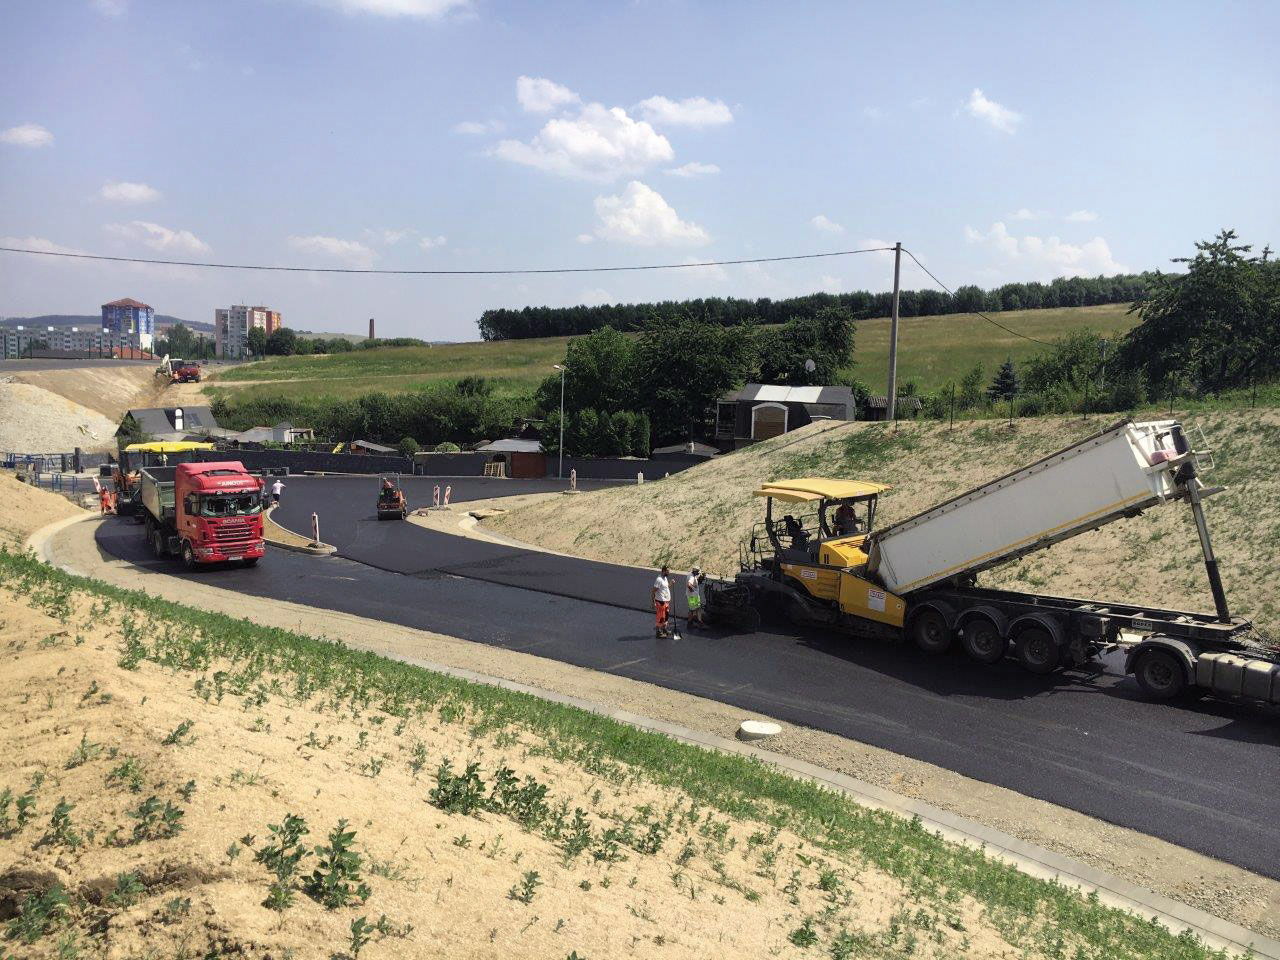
[368,317,375,340]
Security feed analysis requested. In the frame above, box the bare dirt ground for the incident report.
[489,411,1280,637]
[6,365,161,423]
[4,493,1062,958]
[0,470,87,548]
[23,475,1280,939]
[0,382,120,453]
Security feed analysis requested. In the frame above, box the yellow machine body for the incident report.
[756,478,907,629]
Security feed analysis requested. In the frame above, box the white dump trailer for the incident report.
[867,420,1206,595]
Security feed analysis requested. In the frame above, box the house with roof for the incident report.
[860,395,923,422]
[116,406,220,444]
[714,384,855,450]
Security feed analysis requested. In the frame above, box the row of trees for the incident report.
[535,307,854,455]
[211,381,526,448]
[156,323,429,360]
[477,274,1152,341]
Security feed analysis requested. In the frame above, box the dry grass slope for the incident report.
[490,411,1280,635]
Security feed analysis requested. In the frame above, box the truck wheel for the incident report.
[910,609,952,654]
[1133,649,1186,700]
[1015,628,1061,674]
[961,618,1006,664]
[181,543,197,569]
[151,528,166,558]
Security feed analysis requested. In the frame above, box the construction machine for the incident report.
[707,419,1280,705]
[376,475,408,520]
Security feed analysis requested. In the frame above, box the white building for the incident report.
[3,325,110,358]
[215,305,281,359]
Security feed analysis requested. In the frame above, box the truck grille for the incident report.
[213,526,256,546]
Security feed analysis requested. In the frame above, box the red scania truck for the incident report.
[139,461,265,568]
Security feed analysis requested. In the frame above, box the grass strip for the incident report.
[0,546,1242,960]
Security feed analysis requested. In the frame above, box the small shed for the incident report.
[272,422,314,444]
[715,384,855,450]
[350,439,397,455]
[475,438,546,479]
[861,396,923,422]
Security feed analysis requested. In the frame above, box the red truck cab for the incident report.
[174,361,202,383]
[174,462,265,565]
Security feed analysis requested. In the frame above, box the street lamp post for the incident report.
[553,364,566,480]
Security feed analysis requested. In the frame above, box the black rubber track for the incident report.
[95,475,1280,878]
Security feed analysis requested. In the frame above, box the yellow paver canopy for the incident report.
[754,478,890,503]
[123,441,216,454]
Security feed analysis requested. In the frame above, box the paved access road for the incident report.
[95,475,1280,879]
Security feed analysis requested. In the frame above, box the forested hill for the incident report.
[477,272,1152,341]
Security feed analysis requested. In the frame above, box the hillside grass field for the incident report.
[202,304,1138,404]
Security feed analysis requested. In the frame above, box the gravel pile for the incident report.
[0,379,118,453]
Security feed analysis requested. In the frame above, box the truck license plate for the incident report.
[226,555,242,562]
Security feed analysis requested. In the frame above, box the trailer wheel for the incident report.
[1015,628,1061,674]
[150,528,166,558]
[961,618,1006,664]
[1133,649,1186,700]
[910,609,952,654]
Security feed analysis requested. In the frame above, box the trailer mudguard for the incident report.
[1124,637,1199,683]
[1008,612,1066,646]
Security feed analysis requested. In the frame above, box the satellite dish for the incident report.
[804,359,817,374]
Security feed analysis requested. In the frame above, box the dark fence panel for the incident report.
[411,452,490,476]
[554,454,706,480]
[195,448,412,475]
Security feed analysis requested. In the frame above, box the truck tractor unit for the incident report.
[709,419,1280,705]
[139,461,265,568]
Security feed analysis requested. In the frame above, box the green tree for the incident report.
[1116,229,1280,394]
[755,307,855,385]
[536,325,637,416]
[397,436,420,458]
[247,326,268,357]
[988,358,1019,401]
[164,323,197,358]
[267,327,298,356]
[634,313,755,444]
[957,363,985,408]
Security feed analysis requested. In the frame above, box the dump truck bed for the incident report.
[867,419,1196,595]
[139,466,178,525]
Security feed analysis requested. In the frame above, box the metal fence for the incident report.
[13,470,98,499]
[2,451,111,472]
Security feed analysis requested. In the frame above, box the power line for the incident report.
[0,244,894,276]
[901,247,1055,346]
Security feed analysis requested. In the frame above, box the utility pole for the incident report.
[886,241,902,422]
[553,364,566,479]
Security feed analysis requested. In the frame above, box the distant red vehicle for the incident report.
[139,461,265,567]
[173,361,202,383]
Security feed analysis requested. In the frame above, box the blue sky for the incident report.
[2,0,1277,340]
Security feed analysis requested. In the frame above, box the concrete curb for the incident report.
[263,506,336,556]
[24,514,1280,959]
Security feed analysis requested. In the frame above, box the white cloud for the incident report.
[419,234,447,250]
[1008,207,1049,221]
[589,181,709,246]
[862,106,884,121]
[106,220,209,255]
[516,76,580,113]
[0,235,86,256]
[1065,209,1098,222]
[493,102,674,181]
[100,181,161,203]
[453,119,503,135]
[1,123,54,147]
[579,288,613,306]
[91,0,128,15]
[297,0,469,18]
[287,234,375,268]
[378,228,414,244]
[965,88,1021,134]
[664,161,720,178]
[576,233,595,244]
[810,214,845,234]
[820,274,843,292]
[964,221,1127,278]
[636,95,733,128]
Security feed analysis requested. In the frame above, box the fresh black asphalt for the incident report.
[94,475,1280,879]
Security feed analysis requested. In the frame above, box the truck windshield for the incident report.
[199,495,262,517]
